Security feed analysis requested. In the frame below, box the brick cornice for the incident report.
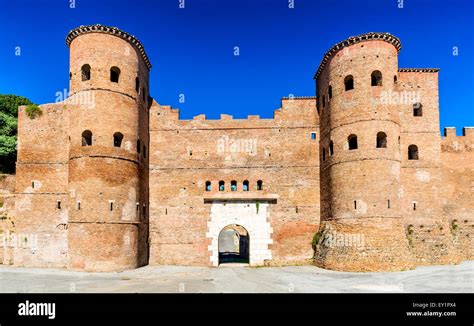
[314,32,402,80]
[66,24,152,70]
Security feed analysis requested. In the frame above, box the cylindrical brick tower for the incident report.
[314,33,414,271]
[66,25,150,271]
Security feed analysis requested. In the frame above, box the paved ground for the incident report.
[0,261,472,293]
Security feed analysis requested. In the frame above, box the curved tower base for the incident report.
[68,222,140,272]
[314,218,415,272]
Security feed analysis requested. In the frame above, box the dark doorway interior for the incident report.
[218,224,249,265]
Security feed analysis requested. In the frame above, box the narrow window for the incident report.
[137,139,141,153]
[413,202,417,211]
[371,70,382,86]
[329,141,334,156]
[110,67,120,83]
[113,132,123,148]
[110,202,114,211]
[77,202,81,210]
[231,180,237,191]
[243,180,249,191]
[387,200,390,209]
[136,203,140,212]
[354,201,357,210]
[348,134,358,150]
[413,103,423,117]
[205,181,211,192]
[135,77,140,92]
[219,181,225,192]
[82,130,92,146]
[57,201,61,209]
[376,132,387,148]
[408,145,419,160]
[394,75,398,83]
[69,72,72,80]
[31,181,35,189]
[81,64,91,81]
[311,132,316,140]
[257,180,263,191]
[322,148,326,161]
[344,75,354,91]
[328,85,333,99]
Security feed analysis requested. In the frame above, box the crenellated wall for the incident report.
[148,97,320,266]
[440,127,474,260]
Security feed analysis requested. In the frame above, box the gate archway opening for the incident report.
[218,224,249,265]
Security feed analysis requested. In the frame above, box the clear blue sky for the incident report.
[0,0,473,134]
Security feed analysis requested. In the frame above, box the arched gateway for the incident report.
[206,200,273,267]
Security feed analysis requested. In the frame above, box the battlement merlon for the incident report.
[150,97,319,129]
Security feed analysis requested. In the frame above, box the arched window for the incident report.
[328,85,333,99]
[243,180,249,191]
[81,64,91,81]
[205,181,211,192]
[219,181,225,191]
[371,70,382,86]
[110,67,120,83]
[81,130,92,146]
[344,75,354,91]
[329,141,334,156]
[231,180,237,191]
[376,132,387,148]
[137,139,141,153]
[348,134,358,150]
[135,77,140,92]
[394,75,398,83]
[69,72,72,80]
[408,145,419,160]
[113,132,123,148]
[322,148,326,161]
[413,103,423,117]
[257,180,263,191]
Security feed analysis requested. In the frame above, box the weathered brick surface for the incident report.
[440,128,474,260]
[149,99,320,266]
[4,27,472,272]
